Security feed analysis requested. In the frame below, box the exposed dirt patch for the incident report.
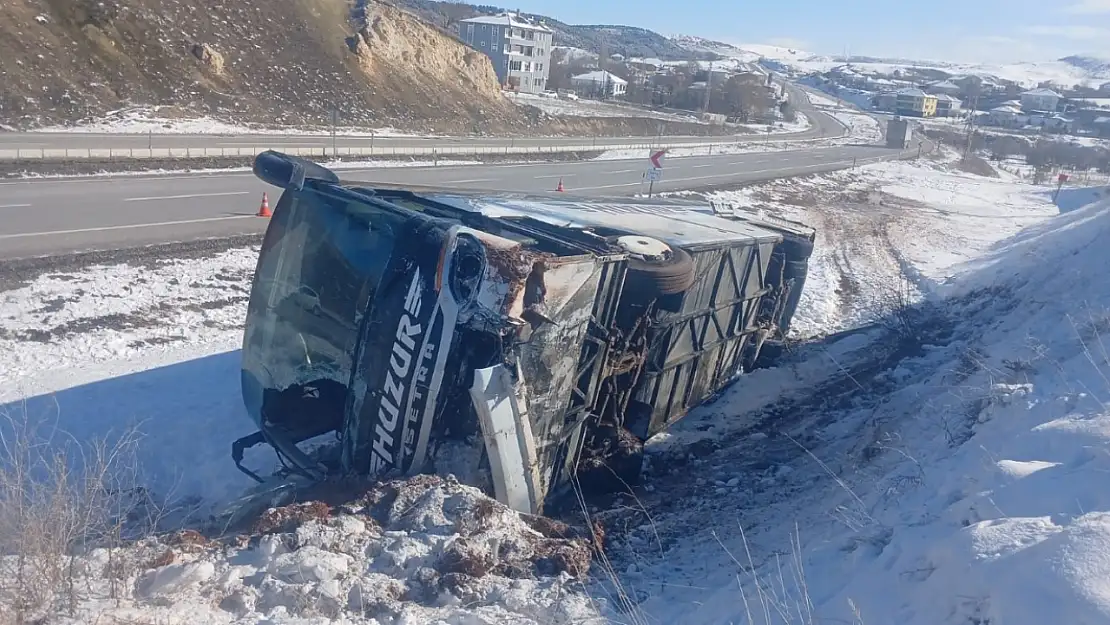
[252,501,333,535]
[956,154,1001,178]
[0,310,166,342]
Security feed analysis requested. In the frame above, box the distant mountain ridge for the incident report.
[1059,55,1110,76]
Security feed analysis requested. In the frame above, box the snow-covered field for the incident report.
[509,92,702,123]
[4,146,1110,624]
[33,107,429,136]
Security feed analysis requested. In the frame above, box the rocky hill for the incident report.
[396,0,704,61]
[0,0,537,132]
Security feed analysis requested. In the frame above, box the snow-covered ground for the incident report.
[4,146,1110,624]
[736,112,812,136]
[614,164,1110,625]
[687,152,1065,338]
[33,107,428,136]
[509,92,702,123]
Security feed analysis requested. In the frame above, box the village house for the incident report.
[895,88,938,117]
[1020,88,1062,113]
[569,69,628,98]
[933,93,963,117]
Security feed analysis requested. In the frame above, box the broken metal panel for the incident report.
[544,255,628,503]
[512,256,610,495]
[470,364,543,514]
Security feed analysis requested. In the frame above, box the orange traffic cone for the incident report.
[256,192,272,217]
[556,178,564,192]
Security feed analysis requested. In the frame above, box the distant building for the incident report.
[1020,88,1062,113]
[1028,113,1072,132]
[934,94,963,117]
[927,80,962,96]
[895,88,938,117]
[459,12,553,94]
[989,103,1025,127]
[1094,116,1110,137]
[570,70,628,98]
[872,91,898,112]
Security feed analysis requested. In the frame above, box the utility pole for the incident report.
[703,60,713,113]
[962,94,978,163]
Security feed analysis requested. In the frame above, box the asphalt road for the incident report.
[0,123,831,151]
[0,143,903,260]
[0,86,844,152]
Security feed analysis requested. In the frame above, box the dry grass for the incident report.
[0,406,156,624]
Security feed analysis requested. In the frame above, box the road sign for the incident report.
[1058,173,1070,183]
[649,149,666,169]
[646,167,662,182]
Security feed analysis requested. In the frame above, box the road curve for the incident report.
[0,143,904,260]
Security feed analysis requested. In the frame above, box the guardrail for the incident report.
[0,134,842,162]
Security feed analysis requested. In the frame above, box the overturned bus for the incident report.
[234,151,815,515]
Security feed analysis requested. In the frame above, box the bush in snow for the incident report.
[0,410,154,624]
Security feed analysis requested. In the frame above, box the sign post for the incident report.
[329,108,340,157]
[646,149,666,198]
[1053,172,1069,204]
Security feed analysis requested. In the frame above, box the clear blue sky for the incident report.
[508,0,1110,63]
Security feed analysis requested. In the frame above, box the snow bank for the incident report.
[0,249,261,508]
[698,155,1060,337]
[2,474,605,625]
[608,183,1110,624]
[802,194,1110,625]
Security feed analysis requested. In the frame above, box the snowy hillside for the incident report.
[671,35,813,63]
[671,34,1110,88]
[600,162,1110,623]
[797,55,1110,89]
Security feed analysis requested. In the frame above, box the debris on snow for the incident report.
[6,475,605,625]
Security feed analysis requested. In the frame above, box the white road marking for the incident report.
[0,203,32,208]
[534,173,575,179]
[0,172,255,186]
[446,178,497,184]
[0,216,258,240]
[124,191,251,202]
[691,164,715,169]
[603,169,636,175]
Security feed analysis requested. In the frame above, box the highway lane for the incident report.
[0,87,843,152]
[0,144,902,260]
[0,125,830,151]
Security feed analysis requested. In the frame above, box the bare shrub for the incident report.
[863,276,933,343]
[0,405,152,624]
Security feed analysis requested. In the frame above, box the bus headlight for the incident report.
[447,233,485,306]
